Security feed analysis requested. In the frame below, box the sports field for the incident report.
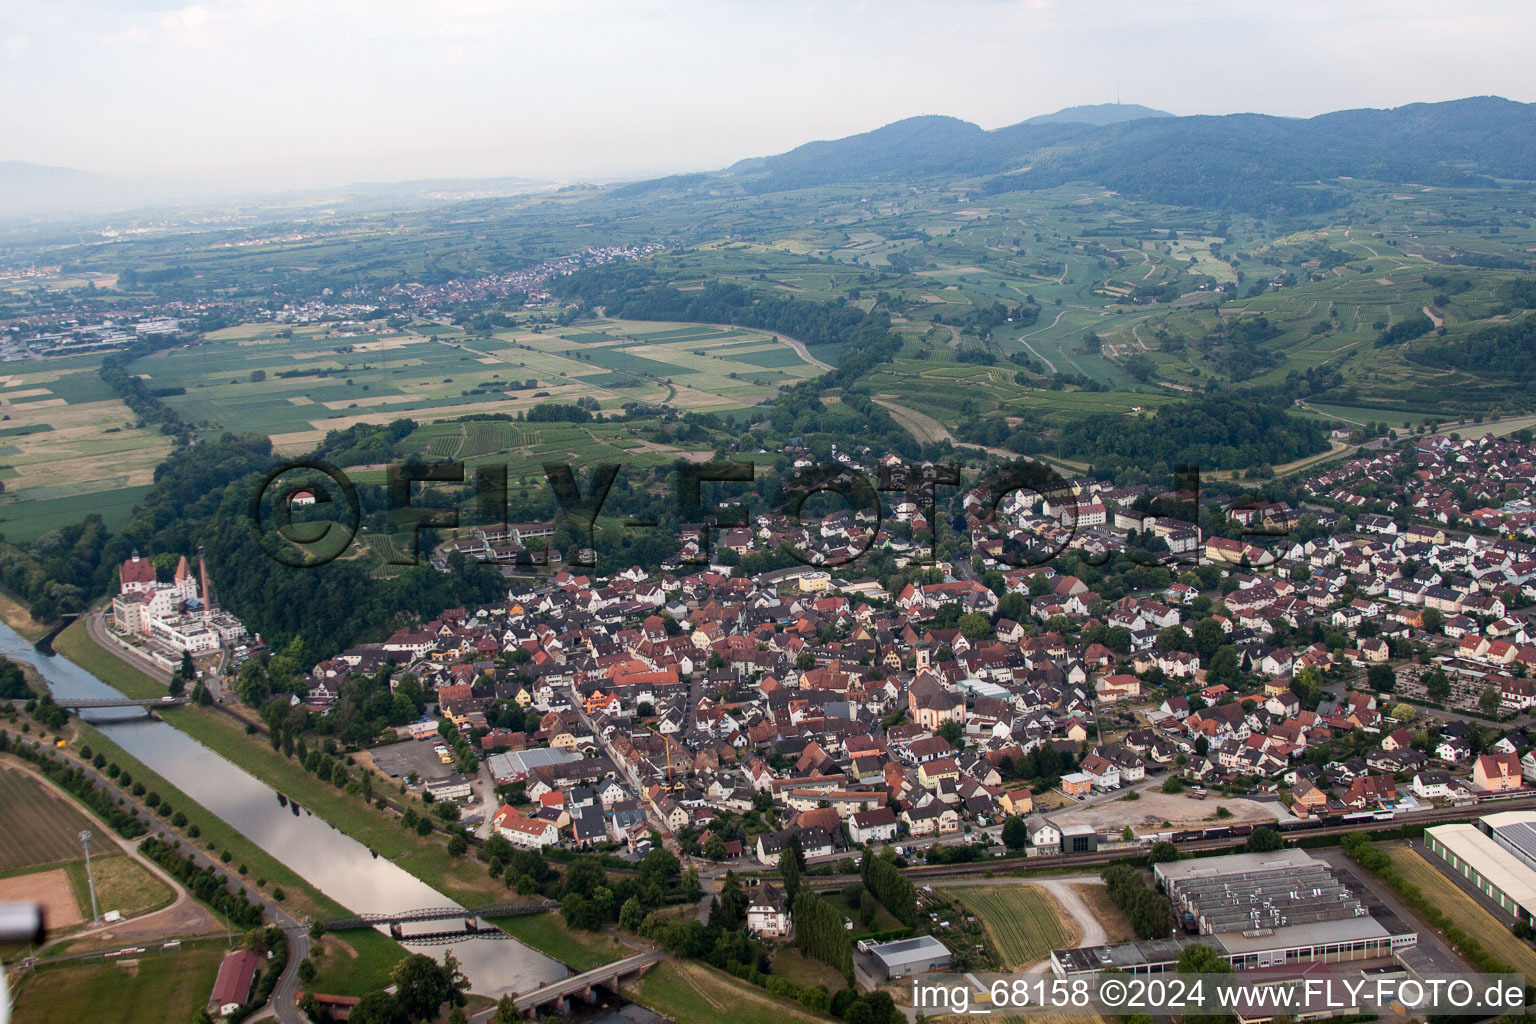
[947,885,1074,970]
[9,942,226,1024]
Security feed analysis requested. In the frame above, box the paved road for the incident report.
[1016,309,1067,375]
[84,610,173,686]
[567,683,677,851]
[3,760,216,957]
[10,735,312,1024]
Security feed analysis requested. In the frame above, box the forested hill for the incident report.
[706,96,1536,215]
[1025,103,1173,125]
[1060,399,1330,473]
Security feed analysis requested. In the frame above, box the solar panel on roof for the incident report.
[1493,820,1536,864]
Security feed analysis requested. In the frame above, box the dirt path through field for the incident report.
[1016,309,1067,374]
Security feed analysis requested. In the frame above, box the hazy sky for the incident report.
[4,0,1534,191]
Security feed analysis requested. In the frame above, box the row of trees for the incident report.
[139,836,263,929]
[1101,863,1173,940]
[860,849,918,927]
[792,889,854,978]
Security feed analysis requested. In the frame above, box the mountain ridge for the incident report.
[710,96,1536,216]
[1024,102,1173,125]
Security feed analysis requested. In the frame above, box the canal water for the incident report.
[0,621,567,998]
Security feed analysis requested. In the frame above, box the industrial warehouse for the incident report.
[1052,850,1418,976]
[1423,810,1536,923]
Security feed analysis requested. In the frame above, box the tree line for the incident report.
[860,849,918,927]
[792,888,854,978]
[1101,862,1173,940]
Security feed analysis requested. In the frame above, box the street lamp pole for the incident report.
[79,830,100,925]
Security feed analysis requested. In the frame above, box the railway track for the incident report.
[802,796,1536,886]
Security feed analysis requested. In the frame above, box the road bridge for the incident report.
[470,949,666,1021]
[27,696,186,710]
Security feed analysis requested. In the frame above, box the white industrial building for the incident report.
[1424,810,1536,923]
[1053,850,1417,976]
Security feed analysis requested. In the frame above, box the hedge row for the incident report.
[1339,833,1513,975]
[0,731,147,839]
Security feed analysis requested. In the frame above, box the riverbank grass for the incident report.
[158,704,503,906]
[59,613,503,905]
[307,927,410,997]
[486,912,630,970]
[52,618,165,699]
[74,723,347,923]
[0,589,50,642]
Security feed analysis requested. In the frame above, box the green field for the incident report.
[947,885,1072,970]
[0,164,1533,559]
[62,853,176,922]
[306,927,410,997]
[10,942,226,1024]
[624,959,834,1024]
[136,318,823,454]
[486,911,630,970]
[0,354,169,544]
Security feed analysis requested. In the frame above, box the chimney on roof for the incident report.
[199,547,213,620]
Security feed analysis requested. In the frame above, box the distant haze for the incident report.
[2,0,1535,194]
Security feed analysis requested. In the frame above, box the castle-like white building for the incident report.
[111,551,247,654]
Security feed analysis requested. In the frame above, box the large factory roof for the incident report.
[1427,822,1536,918]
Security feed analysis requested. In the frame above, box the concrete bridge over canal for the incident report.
[469,950,667,1022]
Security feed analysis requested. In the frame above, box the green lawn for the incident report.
[10,941,225,1024]
[306,926,410,997]
[62,854,176,921]
[769,947,846,992]
[485,911,629,971]
[624,960,834,1024]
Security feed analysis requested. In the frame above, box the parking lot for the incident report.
[366,736,458,783]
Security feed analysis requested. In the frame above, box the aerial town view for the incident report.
[7,3,1536,1024]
